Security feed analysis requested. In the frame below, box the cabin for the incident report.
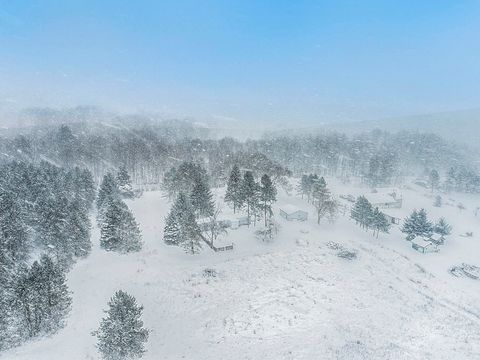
[383,212,400,225]
[364,192,403,209]
[279,205,308,221]
[411,238,439,254]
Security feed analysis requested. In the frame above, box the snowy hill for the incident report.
[5,182,480,360]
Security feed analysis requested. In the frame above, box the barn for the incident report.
[279,205,308,221]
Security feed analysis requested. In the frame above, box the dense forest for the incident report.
[0,117,477,192]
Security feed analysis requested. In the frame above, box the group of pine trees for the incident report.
[97,168,143,253]
[298,174,338,225]
[163,162,215,254]
[350,196,391,238]
[0,161,94,350]
[225,165,277,227]
[401,209,451,241]
[163,164,278,253]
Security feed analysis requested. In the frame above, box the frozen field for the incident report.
[5,181,480,360]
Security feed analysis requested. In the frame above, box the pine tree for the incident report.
[416,208,433,238]
[434,195,442,207]
[434,217,452,237]
[260,174,277,227]
[117,166,135,199]
[429,169,440,192]
[311,177,330,206]
[371,208,391,238]
[65,198,92,258]
[13,255,71,338]
[401,209,419,240]
[0,191,30,262]
[351,196,373,229]
[100,197,142,253]
[224,165,243,213]
[297,175,309,199]
[190,178,214,218]
[402,208,433,240]
[163,193,202,254]
[97,172,119,214]
[94,290,149,360]
[241,171,260,226]
[163,209,181,246]
[180,209,202,255]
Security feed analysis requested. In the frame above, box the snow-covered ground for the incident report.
[5,179,480,359]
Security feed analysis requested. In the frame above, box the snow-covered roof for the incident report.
[412,238,435,248]
[280,204,306,214]
[363,193,397,205]
[430,234,444,241]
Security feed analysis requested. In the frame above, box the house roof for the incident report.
[412,238,435,248]
[280,204,306,214]
[363,193,397,205]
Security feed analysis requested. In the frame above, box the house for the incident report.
[279,205,308,221]
[364,192,403,209]
[383,212,400,225]
[411,238,439,254]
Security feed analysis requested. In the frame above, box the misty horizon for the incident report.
[2,1,480,124]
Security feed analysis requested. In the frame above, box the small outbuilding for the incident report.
[364,192,403,209]
[383,212,400,225]
[411,238,439,254]
[429,234,445,245]
[279,205,308,221]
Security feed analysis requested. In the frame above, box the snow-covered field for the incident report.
[5,179,480,359]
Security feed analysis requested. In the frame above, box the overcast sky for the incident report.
[1,1,480,124]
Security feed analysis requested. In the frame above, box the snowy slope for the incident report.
[4,182,480,360]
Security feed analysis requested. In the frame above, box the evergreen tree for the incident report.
[401,209,419,240]
[163,193,202,254]
[351,196,374,229]
[401,208,433,240]
[297,175,309,200]
[429,169,440,192]
[100,197,142,253]
[416,208,434,238]
[94,290,149,360]
[163,209,181,246]
[65,198,92,257]
[434,217,452,237]
[241,171,260,226]
[311,177,330,206]
[13,255,71,338]
[224,165,243,213]
[371,208,391,238]
[190,178,214,218]
[97,172,119,214]
[434,195,442,207]
[116,166,135,199]
[260,174,277,227]
[0,191,30,262]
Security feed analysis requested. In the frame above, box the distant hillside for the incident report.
[335,109,480,145]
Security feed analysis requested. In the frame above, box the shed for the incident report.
[279,205,308,221]
[429,234,445,245]
[383,212,400,225]
[411,238,439,254]
[364,193,403,209]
